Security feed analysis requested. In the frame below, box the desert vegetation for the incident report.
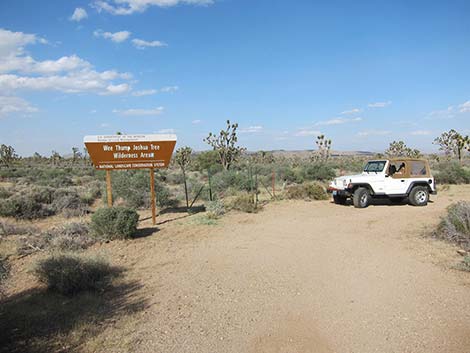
[1,124,470,351]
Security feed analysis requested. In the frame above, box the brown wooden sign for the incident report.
[84,134,177,170]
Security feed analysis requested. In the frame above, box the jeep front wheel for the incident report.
[353,187,371,208]
[409,186,429,206]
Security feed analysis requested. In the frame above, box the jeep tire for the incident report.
[353,187,371,208]
[333,194,347,205]
[409,186,429,206]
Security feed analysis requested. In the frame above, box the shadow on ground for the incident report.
[0,279,147,353]
[331,198,435,207]
[132,227,159,239]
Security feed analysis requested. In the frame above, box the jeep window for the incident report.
[389,161,406,178]
[410,161,427,176]
[364,161,386,173]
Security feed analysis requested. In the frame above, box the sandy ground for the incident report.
[69,185,470,353]
[3,186,470,352]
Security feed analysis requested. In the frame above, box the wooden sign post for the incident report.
[84,134,177,225]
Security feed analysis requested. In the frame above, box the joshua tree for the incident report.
[385,141,422,158]
[204,120,245,170]
[315,135,332,161]
[175,146,193,209]
[433,129,469,163]
[0,144,18,168]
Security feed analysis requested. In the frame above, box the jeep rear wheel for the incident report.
[333,195,347,205]
[353,187,371,208]
[409,186,429,206]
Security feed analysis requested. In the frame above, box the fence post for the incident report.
[150,168,156,225]
[106,169,113,207]
[208,169,213,201]
[272,171,275,198]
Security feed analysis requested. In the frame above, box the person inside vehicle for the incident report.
[396,162,405,174]
[389,164,397,175]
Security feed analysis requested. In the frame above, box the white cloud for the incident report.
[192,119,201,124]
[113,107,164,116]
[357,130,391,137]
[100,122,110,127]
[159,85,178,93]
[102,83,130,95]
[93,0,214,15]
[340,108,362,115]
[132,38,167,49]
[459,100,470,113]
[368,101,392,108]
[239,126,263,133]
[132,86,178,96]
[94,29,131,43]
[70,8,88,22]
[0,96,38,117]
[410,130,432,136]
[157,128,175,134]
[294,129,321,137]
[0,28,132,96]
[315,117,362,126]
[132,89,157,96]
[427,106,454,120]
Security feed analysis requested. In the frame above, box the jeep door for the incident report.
[384,160,412,195]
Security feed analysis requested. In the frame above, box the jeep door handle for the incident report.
[401,180,405,182]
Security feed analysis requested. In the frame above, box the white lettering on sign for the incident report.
[103,145,113,151]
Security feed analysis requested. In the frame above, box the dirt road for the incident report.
[86,186,470,353]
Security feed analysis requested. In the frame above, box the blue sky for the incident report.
[0,0,469,156]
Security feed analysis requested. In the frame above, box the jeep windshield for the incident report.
[363,161,386,173]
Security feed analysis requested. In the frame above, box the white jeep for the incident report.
[327,159,437,208]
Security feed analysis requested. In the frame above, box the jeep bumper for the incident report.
[327,187,352,197]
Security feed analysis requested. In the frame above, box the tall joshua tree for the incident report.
[204,120,245,170]
[175,146,193,209]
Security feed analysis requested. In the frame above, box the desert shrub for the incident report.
[286,182,328,200]
[0,194,54,220]
[212,170,252,193]
[0,256,9,292]
[91,207,139,240]
[301,163,336,181]
[456,256,470,272]
[47,222,94,251]
[34,253,117,296]
[206,200,225,219]
[434,201,470,250]
[51,189,88,218]
[0,186,12,199]
[0,221,37,237]
[192,150,223,173]
[166,172,185,185]
[230,194,260,213]
[109,170,177,208]
[434,161,470,184]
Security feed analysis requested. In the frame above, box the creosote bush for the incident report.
[34,253,118,296]
[206,200,225,219]
[91,207,139,240]
[433,201,470,250]
[434,161,470,184]
[230,194,260,213]
[286,182,328,200]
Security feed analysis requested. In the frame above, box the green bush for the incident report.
[0,187,12,199]
[434,161,470,184]
[301,163,336,181]
[230,194,259,213]
[91,207,139,240]
[457,256,470,272]
[0,221,37,236]
[286,182,328,200]
[434,201,470,250]
[34,253,117,296]
[0,195,53,220]
[47,222,95,251]
[206,200,225,219]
